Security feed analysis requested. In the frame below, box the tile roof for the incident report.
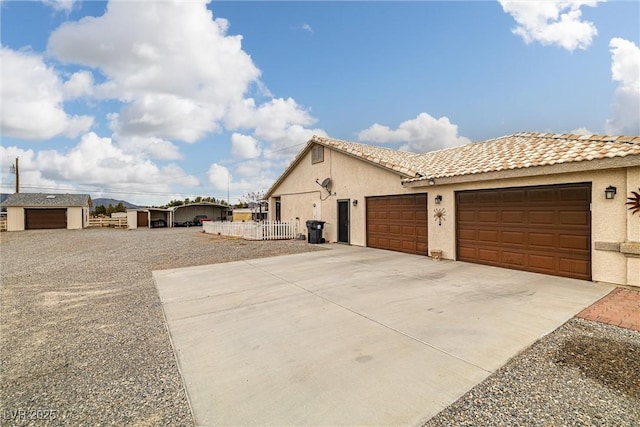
[405,132,640,183]
[314,132,640,183]
[267,132,640,197]
[1,193,91,207]
[311,136,423,177]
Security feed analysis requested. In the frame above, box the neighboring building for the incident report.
[127,208,173,229]
[232,208,253,222]
[265,132,640,287]
[172,202,231,225]
[1,193,91,231]
[232,206,268,222]
[111,212,127,218]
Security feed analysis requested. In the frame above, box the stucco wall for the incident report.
[270,147,420,245]
[625,167,640,286]
[127,211,138,229]
[268,144,638,286]
[67,207,84,229]
[7,207,24,231]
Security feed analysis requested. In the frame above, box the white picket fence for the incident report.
[203,221,298,241]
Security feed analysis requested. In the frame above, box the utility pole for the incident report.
[9,157,19,193]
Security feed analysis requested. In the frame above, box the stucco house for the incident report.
[265,132,640,287]
[1,193,91,231]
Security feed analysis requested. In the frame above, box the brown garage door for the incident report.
[456,183,591,280]
[137,211,148,228]
[366,194,428,256]
[25,209,67,230]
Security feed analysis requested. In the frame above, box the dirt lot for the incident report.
[0,228,322,426]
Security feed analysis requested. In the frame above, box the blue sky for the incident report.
[1,0,639,206]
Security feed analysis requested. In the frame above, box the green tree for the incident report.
[94,205,107,216]
[115,202,126,213]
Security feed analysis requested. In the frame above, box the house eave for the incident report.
[402,154,640,188]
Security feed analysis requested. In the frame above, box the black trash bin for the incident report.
[305,220,326,244]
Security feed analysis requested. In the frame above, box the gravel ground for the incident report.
[0,228,322,426]
[2,228,638,426]
[425,318,640,427]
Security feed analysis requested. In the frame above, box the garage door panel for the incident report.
[457,183,591,280]
[402,211,416,221]
[478,191,500,203]
[529,211,556,225]
[458,228,476,240]
[25,209,67,230]
[377,224,390,233]
[502,251,526,266]
[477,248,499,262]
[559,211,589,226]
[457,192,477,204]
[559,186,590,201]
[502,211,525,223]
[559,258,590,277]
[502,231,526,245]
[559,234,590,250]
[458,211,476,222]
[529,232,555,248]
[402,241,417,252]
[529,188,555,202]
[458,246,476,259]
[478,211,499,223]
[528,254,556,271]
[478,230,499,243]
[366,194,428,256]
[376,212,389,220]
[389,211,402,221]
[401,225,417,234]
[501,190,525,203]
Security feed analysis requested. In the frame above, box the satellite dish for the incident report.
[315,177,332,195]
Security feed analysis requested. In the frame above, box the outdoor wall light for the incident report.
[352,199,358,206]
[435,195,443,204]
[605,185,617,199]
[428,177,436,185]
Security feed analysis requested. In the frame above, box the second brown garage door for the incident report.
[366,194,428,256]
[456,183,591,280]
[25,209,67,230]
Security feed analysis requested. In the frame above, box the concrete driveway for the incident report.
[153,245,611,426]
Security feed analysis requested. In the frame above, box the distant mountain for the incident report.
[0,193,9,204]
[92,198,143,210]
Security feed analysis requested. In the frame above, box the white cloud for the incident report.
[208,163,231,191]
[605,38,640,135]
[0,133,198,200]
[63,70,94,98]
[499,1,602,51]
[357,112,471,153]
[0,146,65,193]
[231,133,261,159]
[226,97,327,158]
[570,127,594,135]
[0,47,94,139]
[302,23,313,33]
[47,0,261,142]
[42,0,76,12]
[115,135,183,160]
